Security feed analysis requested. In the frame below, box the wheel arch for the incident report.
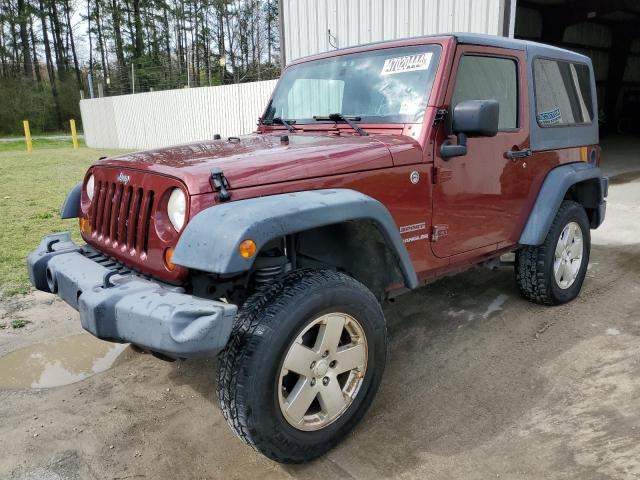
[519,162,607,246]
[60,182,82,219]
[564,177,605,228]
[172,189,419,293]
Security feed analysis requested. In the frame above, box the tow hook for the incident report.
[210,167,232,202]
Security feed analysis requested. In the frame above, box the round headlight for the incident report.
[167,188,186,231]
[86,174,95,201]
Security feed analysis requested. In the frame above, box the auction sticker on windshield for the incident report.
[381,52,433,75]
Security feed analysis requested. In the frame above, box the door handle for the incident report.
[505,148,532,160]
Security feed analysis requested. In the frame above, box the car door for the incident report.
[431,46,530,258]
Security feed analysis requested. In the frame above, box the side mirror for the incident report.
[440,100,500,160]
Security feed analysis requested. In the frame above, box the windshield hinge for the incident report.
[433,109,448,127]
[210,167,232,202]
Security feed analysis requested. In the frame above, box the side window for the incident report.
[534,59,593,127]
[452,55,518,130]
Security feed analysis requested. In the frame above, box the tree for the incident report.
[0,0,281,133]
[63,0,82,85]
[16,0,32,78]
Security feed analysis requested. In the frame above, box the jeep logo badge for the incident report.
[116,172,130,185]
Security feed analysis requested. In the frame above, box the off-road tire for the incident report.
[216,269,387,463]
[515,200,590,305]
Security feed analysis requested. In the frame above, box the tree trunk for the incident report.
[7,4,20,68]
[17,0,34,78]
[181,1,188,77]
[132,0,144,58]
[123,0,135,55]
[110,0,126,74]
[38,0,62,126]
[94,0,108,83]
[87,0,93,96]
[266,0,271,64]
[49,0,66,76]
[28,12,41,81]
[175,0,184,76]
[99,10,110,78]
[223,4,237,82]
[0,17,7,77]
[163,3,172,84]
[63,0,82,86]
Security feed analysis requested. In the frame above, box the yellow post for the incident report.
[23,120,33,153]
[69,119,79,149]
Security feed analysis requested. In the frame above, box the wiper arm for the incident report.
[267,117,297,133]
[313,113,368,136]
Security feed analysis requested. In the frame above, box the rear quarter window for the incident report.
[534,59,593,127]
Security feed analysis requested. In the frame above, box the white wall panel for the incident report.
[80,79,278,150]
[283,0,505,63]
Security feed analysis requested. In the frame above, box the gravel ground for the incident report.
[0,143,638,480]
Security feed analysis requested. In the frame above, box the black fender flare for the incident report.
[60,182,82,219]
[519,162,607,245]
[172,188,419,289]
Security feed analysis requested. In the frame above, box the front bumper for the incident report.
[27,233,237,359]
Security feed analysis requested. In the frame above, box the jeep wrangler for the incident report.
[28,34,607,463]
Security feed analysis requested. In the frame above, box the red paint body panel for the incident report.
[99,134,395,194]
[79,35,594,289]
[431,46,532,258]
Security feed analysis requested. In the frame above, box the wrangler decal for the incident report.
[403,233,429,244]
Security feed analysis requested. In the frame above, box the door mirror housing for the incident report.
[441,99,500,160]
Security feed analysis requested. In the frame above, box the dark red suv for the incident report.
[29,33,607,463]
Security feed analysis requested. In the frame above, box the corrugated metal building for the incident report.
[279,0,511,63]
[280,0,640,133]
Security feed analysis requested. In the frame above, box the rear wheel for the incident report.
[515,200,590,305]
[216,269,386,463]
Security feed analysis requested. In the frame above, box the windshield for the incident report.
[263,45,442,125]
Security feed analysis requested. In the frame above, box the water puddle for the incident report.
[0,334,128,389]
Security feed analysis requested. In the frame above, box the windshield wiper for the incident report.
[263,117,297,133]
[313,113,368,136]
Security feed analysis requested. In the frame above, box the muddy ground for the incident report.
[1,154,639,479]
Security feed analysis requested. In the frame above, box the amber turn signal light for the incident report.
[79,217,91,234]
[164,247,176,271]
[580,146,588,162]
[239,239,257,258]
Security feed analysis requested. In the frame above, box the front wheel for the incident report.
[216,269,386,463]
[515,200,591,305]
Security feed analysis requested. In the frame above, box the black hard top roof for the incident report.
[452,33,590,64]
[313,32,591,66]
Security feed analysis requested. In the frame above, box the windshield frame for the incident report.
[261,41,445,127]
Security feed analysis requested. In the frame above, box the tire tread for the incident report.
[515,200,589,305]
[217,268,381,463]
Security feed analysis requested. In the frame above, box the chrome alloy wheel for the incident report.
[554,221,584,289]
[278,313,368,431]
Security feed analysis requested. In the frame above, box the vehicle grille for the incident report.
[90,180,155,254]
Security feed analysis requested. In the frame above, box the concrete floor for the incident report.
[0,136,638,479]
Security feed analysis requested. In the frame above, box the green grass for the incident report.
[0,137,86,152]
[0,143,126,297]
[10,318,31,328]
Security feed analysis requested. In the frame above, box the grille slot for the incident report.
[90,179,154,254]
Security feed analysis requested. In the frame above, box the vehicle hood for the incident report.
[95,133,396,194]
